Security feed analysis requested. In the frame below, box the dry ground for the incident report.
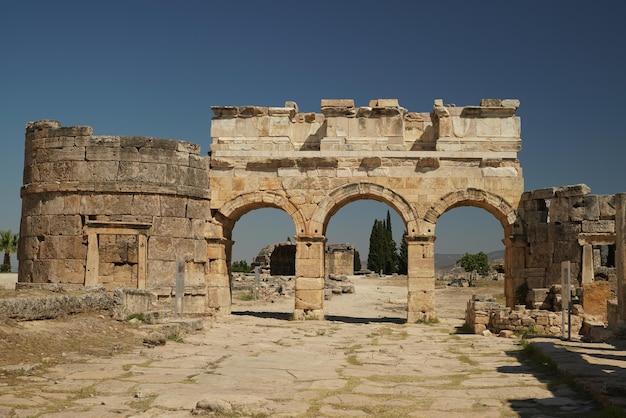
[0,276,500,372]
[0,277,611,417]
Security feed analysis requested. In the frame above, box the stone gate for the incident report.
[18,97,626,324]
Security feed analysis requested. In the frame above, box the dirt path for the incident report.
[0,277,604,417]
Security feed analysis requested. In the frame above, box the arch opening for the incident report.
[228,207,298,317]
[324,199,408,324]
[434,206,506,320]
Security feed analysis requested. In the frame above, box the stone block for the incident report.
[39,235,86,260]
[555,184,591,198]
[321,99,354,108]
[295,289,323,310]
[210,118,237,138]
[582,281,611,317]
[583,195,600,221]
[172,238,195,260]
[501,99,520,108]
[269,116,292,137]
[481,99,502,107]
[153,217,191,238]
[597,194,616,219]
[160,195,187,217]
[131,194,160,216]
[582,220,615,233]
[207,286,230,309]
[75,161,119,182]
[547,197,570,223]
[407,290,435,315]
[296,277,324,290]
[148,236,175,261]
[531,187,556,200]
[117,161,167,183]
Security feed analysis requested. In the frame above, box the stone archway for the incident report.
[423,188,523,308]
[19,98,526,319]
[311,182,420,237]
[215,191,308,237]
[206,191,306,315]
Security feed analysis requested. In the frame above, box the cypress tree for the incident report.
[367,212,400,275]
[385,211,398,274]
[353,249,361,271]
[397,229,408,275]
[367,219,383,273]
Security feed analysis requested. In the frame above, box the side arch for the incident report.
[310,182,420,236]
[423,188,518,236]
[423,187,524,309]
[215,191,308,236]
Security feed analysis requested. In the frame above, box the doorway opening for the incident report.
[434,206,505,321]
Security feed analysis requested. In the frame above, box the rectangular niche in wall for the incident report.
[85,221,151,290]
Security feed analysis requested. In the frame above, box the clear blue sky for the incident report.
[1,1,624,266]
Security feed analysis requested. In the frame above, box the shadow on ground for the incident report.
[231,310,406,324]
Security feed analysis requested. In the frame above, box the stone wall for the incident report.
[515,185,620,326]
[517,184,615,289]
[19,120,212,313]
[465,295,583,336]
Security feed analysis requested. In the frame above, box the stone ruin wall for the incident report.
[17,98,626,326]
[325,244,354,276]
[209,98,525,320]
[253,242,354,277]
[19,120,213,313]
[465,187,626,336]
[517,184,619,317]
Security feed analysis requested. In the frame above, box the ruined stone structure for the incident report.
[325,244,354,276]
[20,121,212,313]
[253,242,296,276]
[18,98,626,326]
[253,242,354,277]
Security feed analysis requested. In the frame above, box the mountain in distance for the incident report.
[435,249,505,270]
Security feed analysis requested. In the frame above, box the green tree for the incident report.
[353,249,361,272]
[367,212,399,275]
[367,219,385,273]
[0,231,19,272]
[231,259,250,273]
[384,211,398,274]
[456,252,490,286]
[397,229,408,275]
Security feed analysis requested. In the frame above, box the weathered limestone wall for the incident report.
[517,184,617,294]
[19,120,212,313]
[210,98,524,320]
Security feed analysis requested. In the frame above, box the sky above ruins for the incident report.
[1,1,625,266]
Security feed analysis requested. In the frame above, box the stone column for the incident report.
[580,243,594,285]
[205,237,232,315]
[406,235,436,322]
[294,235,326,320]
[616,193,626,326]
[85,231,99,286]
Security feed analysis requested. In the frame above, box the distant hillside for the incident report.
[435,250,504,270]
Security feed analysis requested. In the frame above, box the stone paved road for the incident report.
[0,278,607,417]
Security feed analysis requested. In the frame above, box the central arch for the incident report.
[311,182,420,237]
